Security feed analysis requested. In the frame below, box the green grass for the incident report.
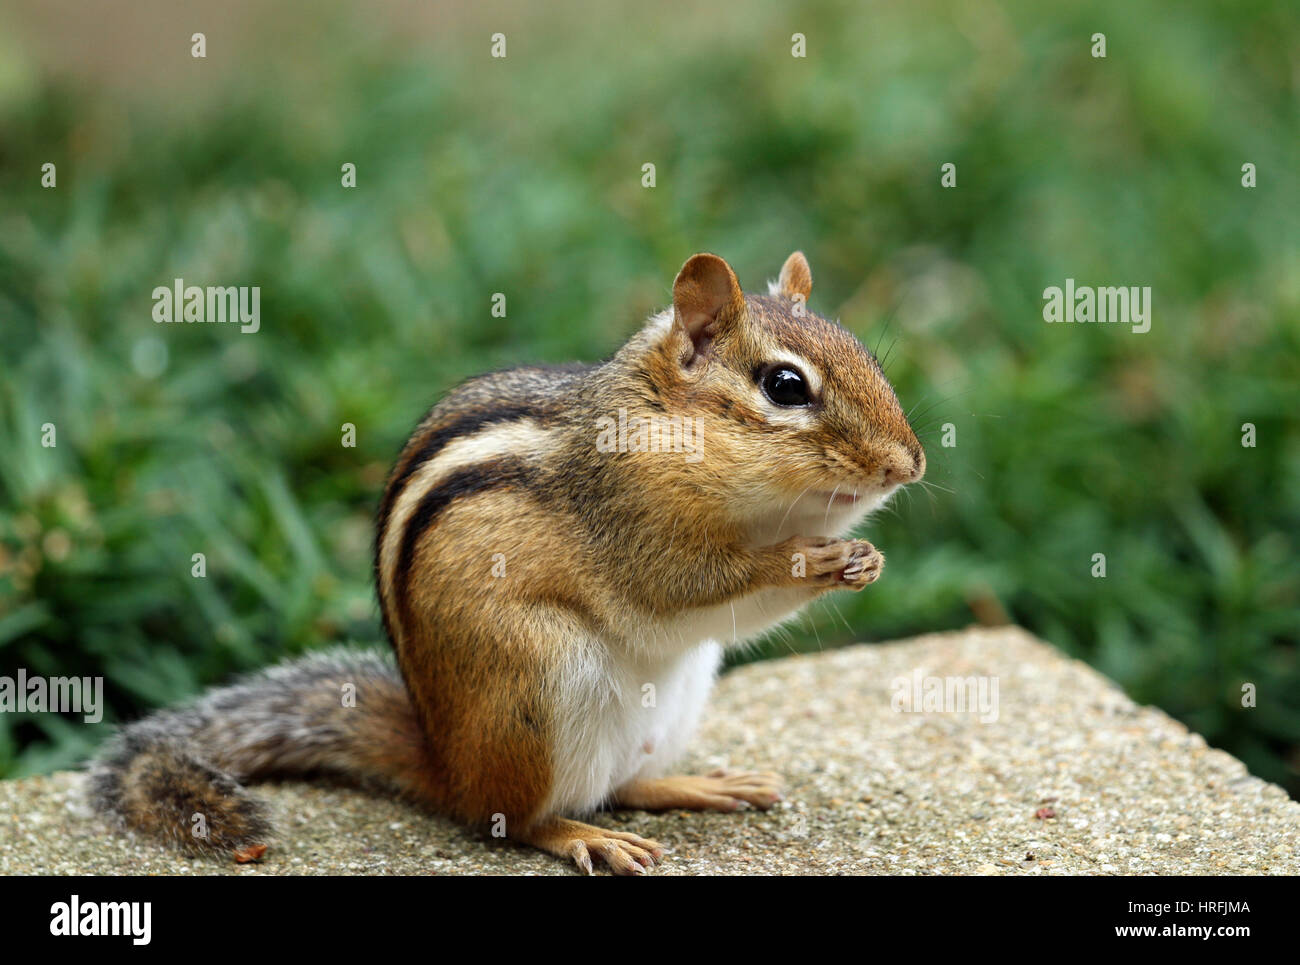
[1,0,1297,792]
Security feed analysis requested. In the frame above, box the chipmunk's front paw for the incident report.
[839,540,884,590]
[787,537,883,589]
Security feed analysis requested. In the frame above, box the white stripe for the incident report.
[379,419,553,603]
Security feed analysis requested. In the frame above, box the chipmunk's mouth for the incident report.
[812,489,864,507]
[753,484,891,544]
[813,481,902,506]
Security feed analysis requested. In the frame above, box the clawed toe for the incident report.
[571,832,663,875]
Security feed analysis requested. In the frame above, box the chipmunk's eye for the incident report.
[760,365,812,407]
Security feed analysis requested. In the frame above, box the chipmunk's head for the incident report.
[656,251,924,533]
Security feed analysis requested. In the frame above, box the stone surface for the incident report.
[1,626,1295,875]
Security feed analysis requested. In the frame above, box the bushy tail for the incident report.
[88,647,433,860]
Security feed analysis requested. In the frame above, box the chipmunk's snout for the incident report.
[879,441,926,487]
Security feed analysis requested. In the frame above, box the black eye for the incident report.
[760,365,812,407]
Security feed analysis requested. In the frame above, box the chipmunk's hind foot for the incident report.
[519,816,664,876]
[614,770,784,812]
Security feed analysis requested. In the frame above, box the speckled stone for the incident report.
[1,627,1295,875]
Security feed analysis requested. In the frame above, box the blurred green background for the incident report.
[1,0,1297,793]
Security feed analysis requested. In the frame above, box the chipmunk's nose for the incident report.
[881,443,925,486]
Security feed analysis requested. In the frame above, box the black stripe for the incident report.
[393,459,533,626]
[373,403,549,629]
[378,404,541,535]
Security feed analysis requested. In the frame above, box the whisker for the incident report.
[823,483,841,529]
[827,597,854,637]
[917,479,955,496]
[775,480,819,536]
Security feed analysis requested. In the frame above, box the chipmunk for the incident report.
[89,251,924,874]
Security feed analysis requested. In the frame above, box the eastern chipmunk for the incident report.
[89,252,925,874]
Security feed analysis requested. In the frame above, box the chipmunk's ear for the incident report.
[776,251,812,301]
[672,253,745,365]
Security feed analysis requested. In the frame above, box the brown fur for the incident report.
[374,252,923,871]
[91,252,922,875]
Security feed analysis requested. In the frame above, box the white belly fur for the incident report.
[545,491,888,816]
[546,639,723,815]
[546,582,843,816]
